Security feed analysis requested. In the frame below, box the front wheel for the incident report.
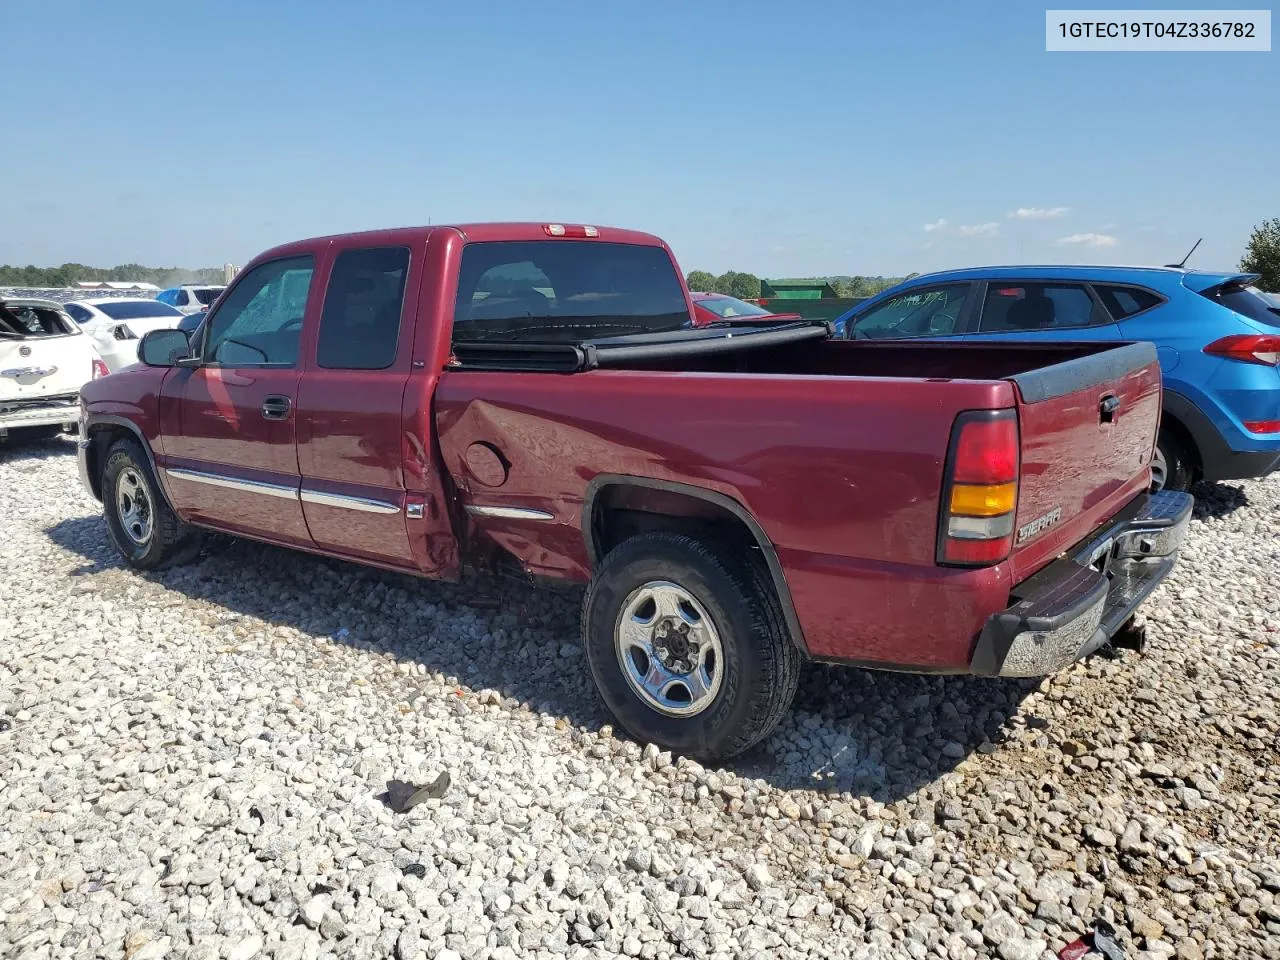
[582,532,801,760]
[102,439,200,569]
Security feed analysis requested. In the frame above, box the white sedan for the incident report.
[63,298,186,372]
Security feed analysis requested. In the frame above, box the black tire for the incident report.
[582,532,802,760]
[102,439,199,569]
[1153,427,1195,492]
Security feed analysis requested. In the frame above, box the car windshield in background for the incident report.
[698,296,772,319]
[94,301,184,320]
[452,241,689,343]
[193,288,222,305]
[1212,284,1280,327]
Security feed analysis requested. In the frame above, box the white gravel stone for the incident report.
[1,439,1278,959]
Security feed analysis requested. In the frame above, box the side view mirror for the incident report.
[139,328,193,367]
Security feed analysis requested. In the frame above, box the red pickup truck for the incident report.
[78,222,1193,759]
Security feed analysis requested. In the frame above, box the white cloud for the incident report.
[956,222,1000,238]
[1007,206,1070,220]
[922,218,949,232]
[1057,232,1117,247]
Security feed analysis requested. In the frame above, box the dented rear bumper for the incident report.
[970,490,1193,677]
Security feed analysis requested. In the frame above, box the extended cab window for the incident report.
[317,246,410,369]
[1094,284,1163,319]
[204,256,314,367]
[452,241,688,343]
[850,284,969,339]
[978,282,1109,332]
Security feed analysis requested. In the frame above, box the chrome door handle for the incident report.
[261,395,292,420]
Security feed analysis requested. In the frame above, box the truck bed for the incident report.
[436,335,1162,669]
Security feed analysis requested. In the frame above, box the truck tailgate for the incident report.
[1007,342,1162,582]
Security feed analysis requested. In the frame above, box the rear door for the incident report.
[1,304,95,404]
[1006,342,1162,581]
[161,255,318,547]
[295,242,422,569]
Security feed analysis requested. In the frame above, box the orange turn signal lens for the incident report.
[949,482,1017,517]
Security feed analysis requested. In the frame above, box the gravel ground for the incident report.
[1,437,1278,960]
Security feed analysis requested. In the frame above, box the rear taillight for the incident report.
[938,410,1020,567]
[92,358,109,379]
[1203,334,1280,366]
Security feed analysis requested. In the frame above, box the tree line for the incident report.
[0,263,224,288]
[684,270,904,299]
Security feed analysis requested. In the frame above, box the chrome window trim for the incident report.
[166,467,299,500]
[300,489,400,515]
[465,504,555,521]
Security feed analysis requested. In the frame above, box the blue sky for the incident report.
[3,0,1275,277]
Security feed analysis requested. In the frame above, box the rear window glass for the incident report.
[93,301,183,320]
[452,241,688,343]
[697,296,772,319]
[0,304,74,337]
[1208,284,1280,328]
[317,246,410,369]
[1094,285,1163,319]
[193,288,223,305]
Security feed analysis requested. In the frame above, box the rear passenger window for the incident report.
[978,283,1109,332]
[317,246,410,369]
[1094,285,1163,319]
[175,290,189,306]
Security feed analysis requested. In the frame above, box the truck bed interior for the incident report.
[450,323,1129,383]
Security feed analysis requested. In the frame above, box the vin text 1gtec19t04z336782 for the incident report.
[78,222,1192,759]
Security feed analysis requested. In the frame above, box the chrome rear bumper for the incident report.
[971,490,1194,677]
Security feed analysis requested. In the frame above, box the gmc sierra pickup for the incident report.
[78,222,1193,759]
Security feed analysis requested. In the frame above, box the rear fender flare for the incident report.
[582,474,809,656]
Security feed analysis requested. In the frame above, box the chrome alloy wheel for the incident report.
[116,467,153,545]
[614,580,724,717]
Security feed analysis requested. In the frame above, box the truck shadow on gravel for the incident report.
[51,515,1056,800]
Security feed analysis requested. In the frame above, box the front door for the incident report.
[161,254,318,547]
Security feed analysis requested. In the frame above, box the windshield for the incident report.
[1210,284,1280,328]
[696,296,772,319]
[452,241,689,343]
[92,300,184,321]
[193,287,223,305]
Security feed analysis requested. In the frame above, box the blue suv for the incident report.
[833,266,1280,491]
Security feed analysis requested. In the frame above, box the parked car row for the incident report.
[73,222,1194,760]
[0,283,230,443]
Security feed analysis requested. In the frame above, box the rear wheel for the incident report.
[1152,428,1194,492]
[102,439,200,569]
[582,532,801,760]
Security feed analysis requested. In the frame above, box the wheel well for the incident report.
[584,478,809,655]
[590,484,758,563]
[84,425,135,501]
[1159,408,1201,479]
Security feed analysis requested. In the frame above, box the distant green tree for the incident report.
[0,262,225,288]
[1241,218,1280,291]
[685,270,717,293]
[714,271,761,299]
